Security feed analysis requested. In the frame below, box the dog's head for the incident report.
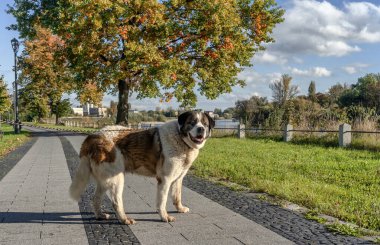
[178,111,215,149]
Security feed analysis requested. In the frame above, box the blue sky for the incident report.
[1,0,380,111]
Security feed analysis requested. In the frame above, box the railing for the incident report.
[26,120,380,148]
[214,123,380,148]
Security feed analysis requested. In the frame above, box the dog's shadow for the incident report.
[0,211,176,224]
[127,211,177,223]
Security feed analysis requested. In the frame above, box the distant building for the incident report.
[128,109,140,114]
[72,107,84,116]
[72,103,108,117]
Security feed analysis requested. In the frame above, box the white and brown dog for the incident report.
[69,111,215,224]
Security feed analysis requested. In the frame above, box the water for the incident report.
[215,119,239,129]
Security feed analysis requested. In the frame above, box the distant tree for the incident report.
[235,96,268,126]
[108,100,118,118]
[20,25,72,124]
[0,75,11,114]
[78,82,104,107]
[315,92,329,107]
[213,108,223,117]
[19,84,49,121]
[355,73,380,113]
[52,98,72,121]
[223,107,236,119]
[164,107,177,118]
[328,83,347,106]
[308,81,316,103]
[269,74,298,108]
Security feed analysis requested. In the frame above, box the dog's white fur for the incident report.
[70,112,212,224]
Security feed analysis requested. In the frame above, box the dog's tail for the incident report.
[69,156,91,201]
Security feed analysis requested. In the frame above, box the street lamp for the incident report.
[11,38,20,134]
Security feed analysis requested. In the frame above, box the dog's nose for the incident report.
[197,127,204,134]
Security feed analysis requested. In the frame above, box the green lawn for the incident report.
[0,124,30,158]
[193,137,380,231]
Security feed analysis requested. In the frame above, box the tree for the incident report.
[308,81,316,103]
[355,73,380,113]
[20,25,72,124]
[52,98,73,121]
[338,74,380,114]
[19,83,50,121]
[327,83,347,106]
[77,82,104,107]
[12,0,283,125]
[108,100,118,119]
[0,75,11,114]
[213,108,223,117]
[7,0,60,39]
[235,96,268,126]
[269,74,298,108]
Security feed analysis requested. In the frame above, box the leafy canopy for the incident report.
[0,75,11,114]
[55,0,284,107]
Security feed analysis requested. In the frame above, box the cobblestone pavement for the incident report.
[0,127,375,245]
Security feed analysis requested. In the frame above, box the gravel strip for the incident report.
[60,136,140,245]
[183,175,374,245]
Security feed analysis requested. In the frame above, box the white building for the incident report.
[72,103,108,117]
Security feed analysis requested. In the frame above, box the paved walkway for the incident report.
[0,127,374,245]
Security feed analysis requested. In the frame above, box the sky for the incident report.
[1,0,380,111]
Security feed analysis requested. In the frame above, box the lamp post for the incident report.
[11,38,20,134]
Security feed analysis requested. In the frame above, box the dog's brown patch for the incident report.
[80,134,116,164]
[116,128,163,176]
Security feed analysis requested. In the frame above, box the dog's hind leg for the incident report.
[109,173,136,225]
[93,183,110,220]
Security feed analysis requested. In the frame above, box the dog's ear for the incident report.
[178,111,193,126]
[204,112,215,130]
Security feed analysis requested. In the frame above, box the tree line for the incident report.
[218,73,380,130]
[6,0,284,125]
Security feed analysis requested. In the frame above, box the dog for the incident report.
[69,111,215,224]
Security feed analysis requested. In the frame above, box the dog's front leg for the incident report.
[157,177,175,222]
[171,171,190,213]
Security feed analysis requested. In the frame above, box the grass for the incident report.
[326,223,361,237]
[193,137,380,232]
[0,124,30,158]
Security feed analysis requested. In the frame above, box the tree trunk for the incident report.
[116,79,130,125]
[55,103,59,125]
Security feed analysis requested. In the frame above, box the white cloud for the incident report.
[263,0,380,59]
[253,52,287,65]
[343,66,358,74]
[342,63,370,74]
[290,66,332,77]
[313,67,332,77]
[291,68,309,76]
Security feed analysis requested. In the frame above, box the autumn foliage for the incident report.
[9,0,284,124]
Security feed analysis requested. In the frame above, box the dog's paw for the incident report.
[177,206,190,213]
[161,215,176,222]
[121,218,136,225]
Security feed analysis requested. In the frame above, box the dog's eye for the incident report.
[191,120,197,126]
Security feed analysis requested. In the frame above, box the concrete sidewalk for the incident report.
[0,128,88,245]
[0,127,372,245]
